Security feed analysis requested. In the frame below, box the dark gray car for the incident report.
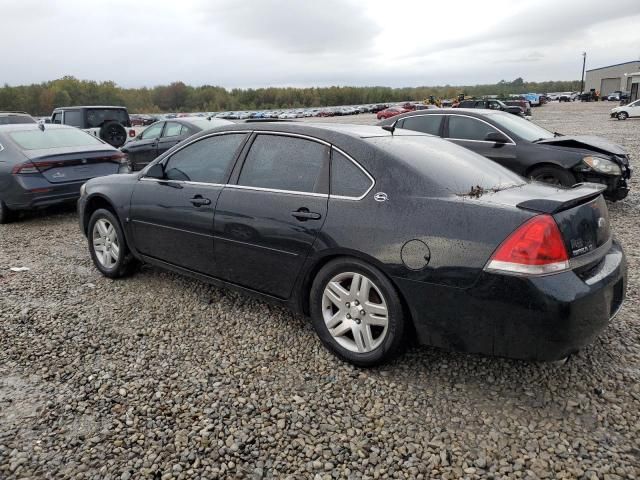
[0,123,129,223]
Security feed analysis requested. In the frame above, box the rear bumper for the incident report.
[396,240,627,361]
[4,177,84,210]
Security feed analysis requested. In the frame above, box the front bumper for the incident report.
[396,240,627,361]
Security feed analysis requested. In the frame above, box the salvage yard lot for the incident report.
[1,102,639,479]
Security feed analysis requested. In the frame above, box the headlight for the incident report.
[583,156,622,175]
[80,183,87,197]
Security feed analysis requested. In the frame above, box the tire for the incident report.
[617,112,629,120]
[309,258,406,367]
[0,200,14,224]
[529,165,577,187]
[99,121,127,147]
[88,208,136,278]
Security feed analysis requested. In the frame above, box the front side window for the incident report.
[51,112,62,124]
[331,149,372,198]
[238,134,328,193]
[447,116,498,141]
[63,110,82,127]
[141,123,163,140]
[163,122,184,138]
[163,133,247,183]
[400,115,443,136]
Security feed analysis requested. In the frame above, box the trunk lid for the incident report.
[26,149,124,183]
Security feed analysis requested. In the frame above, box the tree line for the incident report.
[0,76,582,116]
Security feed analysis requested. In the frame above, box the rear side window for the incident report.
[331,149,373,198]
[141,123,163,140]
[238,134,328,193]
[447,116,498,141]
[63,110,82,127]
[85,109,130,128]
[164,133,247,184]
[400,115,443,136]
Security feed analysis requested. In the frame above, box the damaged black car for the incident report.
[378,109,632,200]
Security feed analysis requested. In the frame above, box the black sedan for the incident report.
[378,109,632,200]
[121,117,232,171]
[78,123,627,366]
[0,124,129,223]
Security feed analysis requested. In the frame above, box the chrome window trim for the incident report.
[225,184,329,198]
[139,177,225,188]
[0,142,4,152]
[329,146,376,201]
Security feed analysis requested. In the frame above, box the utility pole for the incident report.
[580,52,587,94]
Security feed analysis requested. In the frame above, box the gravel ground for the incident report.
[1,101,639,479]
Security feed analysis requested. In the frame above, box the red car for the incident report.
[376,106,408,120]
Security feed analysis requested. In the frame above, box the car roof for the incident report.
[52,106,128,110]
[0,123,75,133]
[211,121,429,140]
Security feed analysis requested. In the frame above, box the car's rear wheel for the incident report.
[529,165,576,187]
[310,258,405,367]
[88,208,135,278]
[617,112,629,120]
[0,200,14,224]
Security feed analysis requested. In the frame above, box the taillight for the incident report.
[485,215,569,275]
[110,152,128,164]
[11,161,52,174]
[129,129,135,137]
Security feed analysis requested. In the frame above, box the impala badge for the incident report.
[374,192,388,202]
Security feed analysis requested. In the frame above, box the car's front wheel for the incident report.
[88,209,135,278]
[529,165,577,187]
[617,112,629,120]
[310,258,406,367]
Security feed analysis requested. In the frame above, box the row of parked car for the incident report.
[0,103,631,366]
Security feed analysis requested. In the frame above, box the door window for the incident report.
[238,134,328,193]
[63,110,82,127]
[330,149,373,198]
[400,115,443,136]
[487,101,502,110]
[141,123,163,140]
[51,112,62,124]
[447,116,498,141]
[163,133,247,183]
[163,122,185,138]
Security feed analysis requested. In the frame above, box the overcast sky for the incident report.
[3,0,640,88]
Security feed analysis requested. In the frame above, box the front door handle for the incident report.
[291,208,321,221]
[190,195,211,207]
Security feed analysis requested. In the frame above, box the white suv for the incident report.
[611,99,640,120]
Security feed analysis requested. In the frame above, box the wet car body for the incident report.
[378,109,632,201]
[0,124,128,221]
[78,123,627,363]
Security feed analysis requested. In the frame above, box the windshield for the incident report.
[10,128,104,150]
[85,109,130,128]
[486,112,554,142]
[0,115,36,125]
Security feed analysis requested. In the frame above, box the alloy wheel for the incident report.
[321,272,389,353]
[92,218,120,268]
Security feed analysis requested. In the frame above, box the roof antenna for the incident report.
[381,121,396,135]
[38,123,45,131]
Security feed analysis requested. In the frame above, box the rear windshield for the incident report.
[366,135,525,195]
[0,115,36,125]
[85,109,130,128]
[10,128,105,150]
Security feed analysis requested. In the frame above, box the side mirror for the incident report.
[145,162,165,179]
[485,131,509,143]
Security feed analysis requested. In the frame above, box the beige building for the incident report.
[584,60,640,96]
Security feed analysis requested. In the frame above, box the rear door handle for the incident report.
[190,195,211,207]
[291,208,321,221]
